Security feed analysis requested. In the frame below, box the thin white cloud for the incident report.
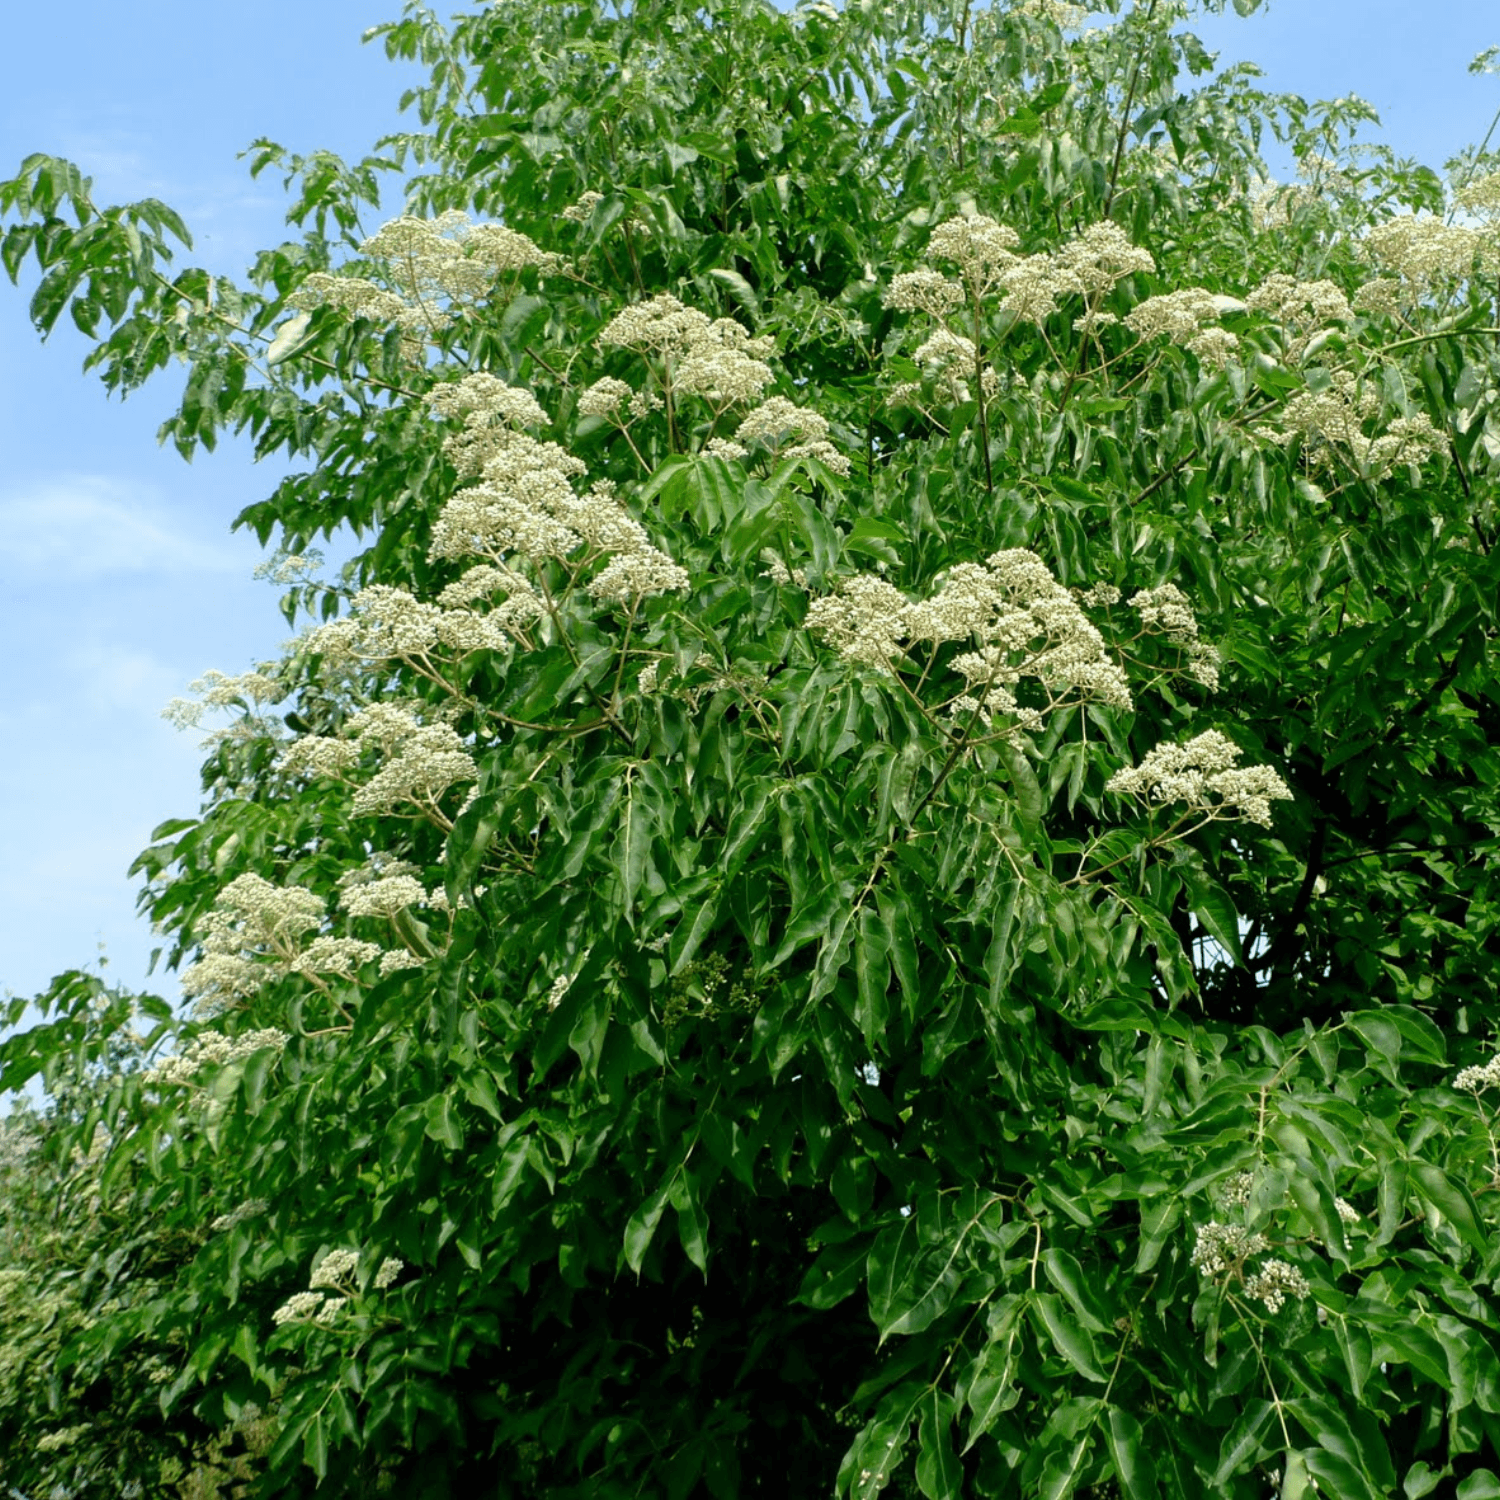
[0,475,242,579]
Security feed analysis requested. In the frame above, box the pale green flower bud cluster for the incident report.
[1106,730,1292,827]
[36,1424,92,1454]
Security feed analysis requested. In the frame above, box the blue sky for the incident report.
[0,0,1497,1008]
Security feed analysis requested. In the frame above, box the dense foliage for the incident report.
[4,1,1500,1494]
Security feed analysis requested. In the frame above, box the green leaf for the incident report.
[423,1093,465,1152]
[1104,1408,1157,1500]
[669,1173,709,1274]
[623,1178,673,1275]
[1409,1161,1490,1255]
[914,1390,962,1500]
[1032,1294,1107,1382]
[1212,1400,1273,1486]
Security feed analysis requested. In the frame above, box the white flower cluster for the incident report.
[1335,1197,1360,1226]
[545,973,574,1011]
[1190,1221,1268,1276]
[1129,583,1220,688]
[144,1026,289,1087]
[1013,0,1088,25]
[808,549,1133,721]
[281,703,479,820]
[1122,287,1219,340]
[1216,1171,1256,1209]
[733,395,850,474]
[901,214,1154,333]
[163,667,287,731]
[210,1198,270,1233]
[273,1249,404,1329]
[1352,278,1405,318]
[175,867,416,1009]
[271,1290,344,1327]
[599,294,777,404]
[1245,274,1352,328]
[1454,1054,1500,1092]
[305,582,523,671]
[290,211,557,356]
[1366,213,1496,288]
[578,376,633,417]
[1261,372,1446,477]
[424,383,691,601]
[1242,1259,1311,1314]
[561,189,605,224]
[337,860,434,919]
[1106,729,1292,827]
[309,1248,361,1289]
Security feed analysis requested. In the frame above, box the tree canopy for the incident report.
[4,1,1500,1495]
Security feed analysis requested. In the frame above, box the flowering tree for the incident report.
[4,1,1500,1495]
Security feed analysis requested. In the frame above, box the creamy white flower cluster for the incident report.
[307,582,521,666]
[174,864,435,1010]
[1454,1054,1500,1092]
[561,189,605,224]
[1106,729,1292,827]
[808,549,1133,723]
[163,668,287,730]
[599,293,777,405]
[1366,213,1499,289]
[292,211,556,339]
[732,395,850,475]
[144,1026,289,1087]
[1258,371,1445,478]
[1013,0,1088,28]
[280,702,479,822]
[210,1198,270,1233]
[892,214,1155,350]
[1128,583,1221,689]
[1194,1223,1308,1313]
[1242,1259,1311,1314]
[1246,273,1351,328]
[271,1249,405,1330]
[1123,288,1243,368]
[1190,1221,1268,1275]
[425,381,690,600]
